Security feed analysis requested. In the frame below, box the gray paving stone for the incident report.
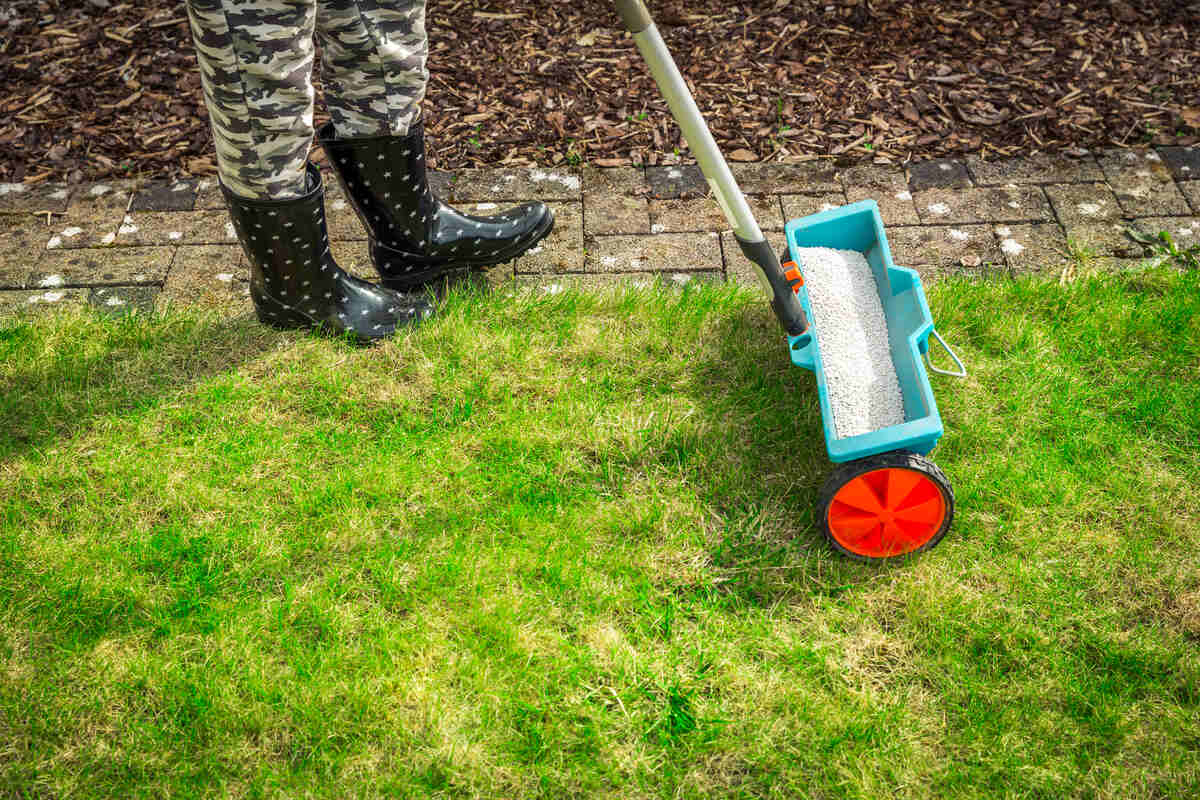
[837,164,903,190]
[992,223,1070,275]
[581,165,647,195]
[111,210,235,247]
[0,288,87,316]
[1156,146,1200,181]
[130,179,198,212]
[89,286,159,316]
[330,239,378,281]
[31,247,174,288]
[1113,182,1190,219]
[4,151,1192,308]
[839,164,920,225]
[586,193,650,236]
[1061,221,1143,258]
[907,159,972,191]
[1110,178,1191,217]
[438,167,582,202]
[513,271,722,292]
[582,166,650,235]
[323,182,368,241]
[650,195,784,232]
[886,224,1005,279]
[1179,181,1200,214]
[1083,256,1171,273]
[0,215,54,285]
[964,152,1102,185]
[720,231,789,286]
[67,181,135,213]
[427,170,453,198]
[1044,183,1124,226]
[914,186,1052,224]
[1129,216,1200,247]
[470,262,519,291]
[780,193,851,222]
[0,182,71,213]
[1096,148,1175,182]
[868,192,921,227]
[157,245,251,316]
[585,232,723,274]
[192,178,227,211]
[1095,148,1189,216]
[514,202,583,274]
[167,244,247,282]
[645,164,707,199]
[731,161,840,194]
[44,207,125,249]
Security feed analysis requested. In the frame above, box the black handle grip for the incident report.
[735,236,809,336]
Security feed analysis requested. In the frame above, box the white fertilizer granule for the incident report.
[795,247,906,438]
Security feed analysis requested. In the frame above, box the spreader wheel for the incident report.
[818,452,954,561]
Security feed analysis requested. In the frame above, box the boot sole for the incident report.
[252,291,406,345]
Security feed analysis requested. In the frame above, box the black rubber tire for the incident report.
[817,451,955,562]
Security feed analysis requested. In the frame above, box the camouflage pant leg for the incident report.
[187,0,319,199]
[188,0,428,199]
[316,0,429,138]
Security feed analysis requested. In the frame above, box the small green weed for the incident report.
[1126,226,1200,270]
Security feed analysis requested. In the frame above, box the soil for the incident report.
[1,0,1197,184]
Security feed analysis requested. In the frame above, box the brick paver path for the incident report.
[1,147,1197,318]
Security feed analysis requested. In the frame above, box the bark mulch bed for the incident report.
[1,0,1198,184]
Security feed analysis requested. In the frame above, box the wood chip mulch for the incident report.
[2,0,1198,184]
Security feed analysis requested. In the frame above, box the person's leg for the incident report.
[186,0,319,199]
[313,0,554,292]
[187,0,432,338]
[316,0,428,137]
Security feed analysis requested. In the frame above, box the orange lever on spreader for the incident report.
[782,260,804,294]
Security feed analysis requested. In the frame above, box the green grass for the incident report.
[1,268,1199,798]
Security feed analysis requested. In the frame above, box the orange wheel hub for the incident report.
[827,467,947,559]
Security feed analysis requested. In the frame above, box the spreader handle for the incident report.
[613,0,653,32]
[612,0,809,336]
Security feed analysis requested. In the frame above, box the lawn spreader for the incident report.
[613,0,967,561]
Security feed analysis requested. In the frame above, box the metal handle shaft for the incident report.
[611,1,808,335]
[613,0,653,33]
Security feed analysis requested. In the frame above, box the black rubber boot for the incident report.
[222,163,433,343]
[316,118,555,291]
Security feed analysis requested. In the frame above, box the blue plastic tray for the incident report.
[784,199,943,463]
